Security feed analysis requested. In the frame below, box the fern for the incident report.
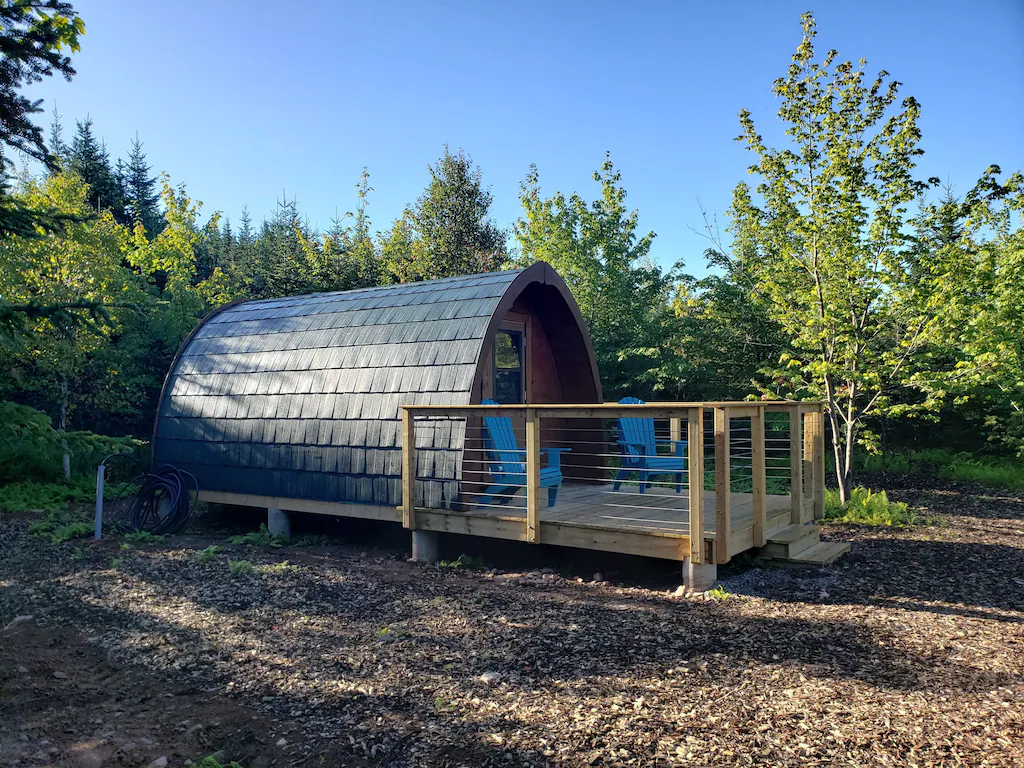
[229,524,286,548]
[823,487,918,526]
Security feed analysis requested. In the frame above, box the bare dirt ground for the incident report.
[1,479,1022,767]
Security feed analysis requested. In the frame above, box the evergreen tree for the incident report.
[123,134,161,237]
[70,118,123,217]
[0,0,83,173]
[238,205,253,246]
[0,1,84,241]
[48,107,69,168]
[383,147,506,281]
[339,168,381,288]
[221,217,235,268]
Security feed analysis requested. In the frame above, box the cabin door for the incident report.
[491,319,529,404]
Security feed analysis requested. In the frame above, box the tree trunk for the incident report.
[830,416,849,504]
[838,418,855,502]
[825,397,849,505]
[58,381,71,480]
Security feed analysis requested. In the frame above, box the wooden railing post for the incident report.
[811,406,825,519]
[751,405,767,547]
[670,416,682,444]
[713,407,731,564]
[402,408,416,529]
[525,407,540,543]
[789,405,803,525]
[687,407,705,564]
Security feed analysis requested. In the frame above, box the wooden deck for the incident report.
[402,401,827,566]
[468,483,792,536]
[202,401,827,567]
[461,482,797,559]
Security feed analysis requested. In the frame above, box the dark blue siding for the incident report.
[153,270,521,507]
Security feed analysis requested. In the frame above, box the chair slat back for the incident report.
[481,399,524,474]
[617,396,657,458]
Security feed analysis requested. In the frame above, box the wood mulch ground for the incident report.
[1,478,1022,767]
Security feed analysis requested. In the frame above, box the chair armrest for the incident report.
[616,440,649,450]
[540,447,572,470]
[670,440,688,457]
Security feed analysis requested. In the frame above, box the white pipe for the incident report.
[94,463,105,540]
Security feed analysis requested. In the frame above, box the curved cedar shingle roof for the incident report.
[154,269,526,508]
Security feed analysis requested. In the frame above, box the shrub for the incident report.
[0,401,62,483]
[823,487,918,526]
[0,401,143,484]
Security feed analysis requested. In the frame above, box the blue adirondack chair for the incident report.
[613,396,688,493]
[478,399,570,508]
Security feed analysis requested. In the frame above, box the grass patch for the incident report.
[939,456,1024,489]
[229,524,286,548]
[109,556,123,570]
[227,558,255,576]
[823,487,919,526]
[859,448,1024,491]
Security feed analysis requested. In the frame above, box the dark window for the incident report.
[493,330,524,404]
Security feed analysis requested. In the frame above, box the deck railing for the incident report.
[400,401,825,564]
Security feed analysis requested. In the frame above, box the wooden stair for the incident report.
[759,523,850,567]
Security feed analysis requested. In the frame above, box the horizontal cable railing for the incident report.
[401,402,825,565]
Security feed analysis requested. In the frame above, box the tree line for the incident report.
[0,4,1020,497]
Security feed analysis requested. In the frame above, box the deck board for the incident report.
[462,482,791,538]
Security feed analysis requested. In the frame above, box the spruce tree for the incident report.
[238,205,253,246]
[0,1,84,240]
[70,118,123,217]
[383,147,506,280]
[0,0,83,173]
[48,108,70,168]
[221,217,235,268]
[123,134,161,237]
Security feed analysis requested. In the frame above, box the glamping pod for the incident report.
[152,262,602,511]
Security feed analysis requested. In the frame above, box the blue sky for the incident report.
[27,0,1024,276]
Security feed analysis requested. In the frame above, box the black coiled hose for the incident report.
[115,464,199,535]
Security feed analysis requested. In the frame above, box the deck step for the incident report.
[784,540,851,566]
[761,524,820,559]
